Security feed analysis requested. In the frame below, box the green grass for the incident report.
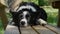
[0,28,4,34]
[43,6,58,26]
[0,18,4,34]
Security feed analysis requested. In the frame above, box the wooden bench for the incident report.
[4,24,60,34]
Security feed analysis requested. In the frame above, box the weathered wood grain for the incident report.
[4,25,60,34]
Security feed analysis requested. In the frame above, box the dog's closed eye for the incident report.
[26,15,30,17]
[19,14,23,19]
[26,14,30,19]
[20,15,23,17]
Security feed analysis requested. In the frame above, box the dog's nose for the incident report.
[21,21,25,25]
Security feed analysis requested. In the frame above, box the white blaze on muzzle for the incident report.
[23,11,28,18]
[20,18,28,26]
[20,11,30,26]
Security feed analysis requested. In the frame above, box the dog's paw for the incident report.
[38,18,47,26]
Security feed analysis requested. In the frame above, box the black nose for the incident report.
[21,21,25,25]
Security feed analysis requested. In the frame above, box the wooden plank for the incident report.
[4,25,37,34]
[4,25,20,34]
[45,25,60,34]
[32,25,56,34]
[5,24,60,34]
[20,26,37,34]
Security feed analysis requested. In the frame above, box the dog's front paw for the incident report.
[38,18,47,26]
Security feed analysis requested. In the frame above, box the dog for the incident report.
[10,2,47,27]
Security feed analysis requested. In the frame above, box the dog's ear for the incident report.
[19,2,27,6]
[18,10,22,14]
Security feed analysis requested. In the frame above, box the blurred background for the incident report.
[0,0,59,34]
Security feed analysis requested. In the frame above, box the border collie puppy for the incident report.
[10,2,47,27]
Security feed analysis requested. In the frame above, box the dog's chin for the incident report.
[24,24,28,27]
[20,24,28,27]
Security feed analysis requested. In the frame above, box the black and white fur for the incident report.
[10,2,47,27]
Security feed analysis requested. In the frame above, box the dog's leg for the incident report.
[38,18,47,26]
[11,13,21,34]
[16,19,21,34]
[17,25,21,34]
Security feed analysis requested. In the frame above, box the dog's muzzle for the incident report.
[20,21,25,25]
[19,11,30,27]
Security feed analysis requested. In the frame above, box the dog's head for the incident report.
[16,4,37,27]
[19,10,31,27]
